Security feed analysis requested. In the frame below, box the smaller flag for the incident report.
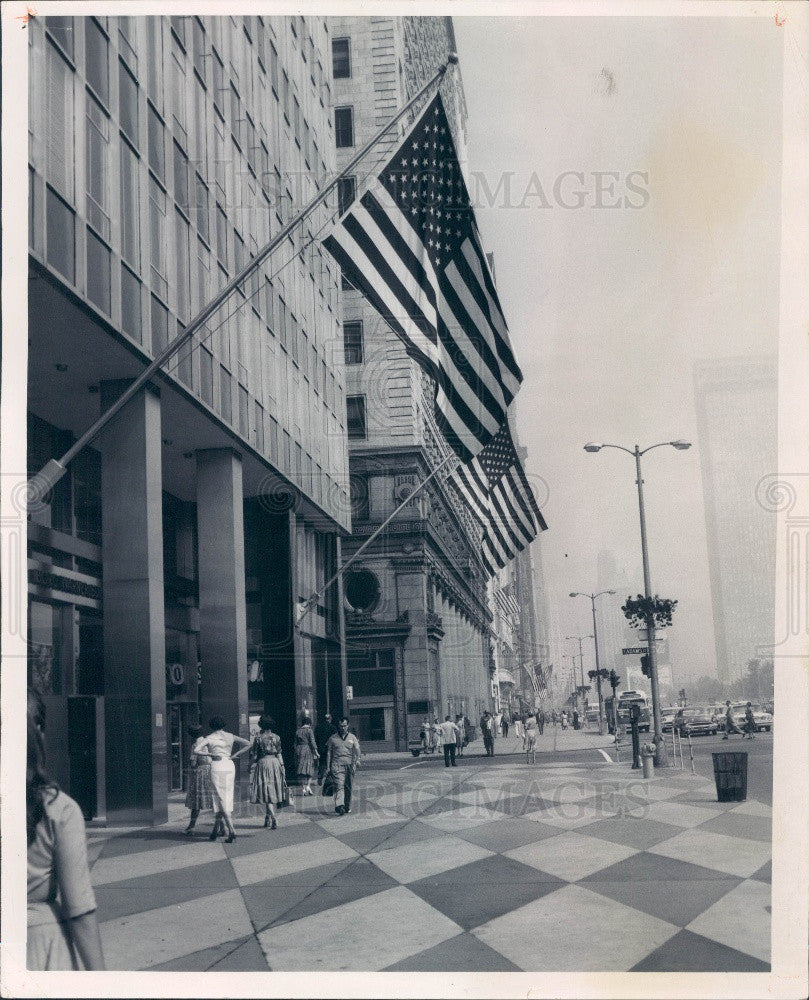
[453,423,547,576]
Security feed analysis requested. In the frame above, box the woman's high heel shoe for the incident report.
[209,830,218,841]
[225,833,236,844]
[271,817,277,830]
[264,814,271,828]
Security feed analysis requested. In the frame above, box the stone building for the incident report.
[327,16,497,749]
[27,13,350,823]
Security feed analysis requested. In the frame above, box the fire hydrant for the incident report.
[640,745,655,779]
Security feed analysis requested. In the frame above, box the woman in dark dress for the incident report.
[294,713,319,796]
[249,715,286,829]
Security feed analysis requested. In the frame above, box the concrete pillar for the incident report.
[100,381,167,824]
[196,449,248,745]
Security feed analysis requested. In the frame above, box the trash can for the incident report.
[640,748,655,779]
[711,751,748,802]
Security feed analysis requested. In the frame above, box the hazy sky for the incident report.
[453,15,782,682]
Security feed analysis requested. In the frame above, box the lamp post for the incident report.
[566,634,593,722]
[583,440,691,766]
[569,590,616,735]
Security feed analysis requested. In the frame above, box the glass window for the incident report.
[219,365,232,422]
[292,96,301,145]
[343,320,363,364]
[346,395,366,439]
[334,106,354,148]
[239,384,249,437]
[149,176,168,298]
[282,71,290,122]
[195,237,210,313]
[147,102,165,180]
[86,228,111,314]
[194,79,208,176]
[230,83,242,149]
[118,16,138,72]
[216,204,228,268]
[45,17,74,60]
[146,18,163,111]
[174,210,190,321]
[119,60,139,145]
[120,141,140,270]
[121,263,142,342]
[332,38,350,78]
[213,114,226,198]
[195,174,209,244]
[85,18,109,105]
[171,42,188,148]
[269,416,278,462]
[212,50,224,116]
[151,293,169,354]
[85,93,110,240]
[177,331,193,387]
[269,41,279,94]
[173,141,188,212]
[46,187,75,282]
[200,346,214,405]
[46,41,75,202]
[255,401,264,452]
[170,16,186,47]
[337,175,356,217]
[29,601,63,696]
[192,18,206,81]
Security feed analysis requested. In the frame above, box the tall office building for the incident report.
[27,14,350,823]
[693,357,778,683]
[327,16,505,749]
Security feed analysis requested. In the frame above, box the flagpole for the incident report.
[296,450,457,628]
[27,55,458,504]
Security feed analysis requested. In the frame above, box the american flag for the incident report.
[453,423,547,575]
[323,93,522,463]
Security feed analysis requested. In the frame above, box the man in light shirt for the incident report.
[326,718,362,815]
[438,715,460,768]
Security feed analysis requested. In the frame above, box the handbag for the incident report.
[322,773,334,797]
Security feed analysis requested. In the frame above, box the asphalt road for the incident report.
[661,729,774,805]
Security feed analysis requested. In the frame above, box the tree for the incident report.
[621,594,678,629]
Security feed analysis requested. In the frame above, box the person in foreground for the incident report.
[194,715,251,842]
[27,688,106,970]
[326,717,361,815]
[249,715,286,829]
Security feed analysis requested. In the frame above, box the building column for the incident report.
[100,381,166,825]
[196,449,249,748]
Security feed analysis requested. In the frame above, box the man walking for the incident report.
[537,709,545,736]
[722,700,744,740]
[326,718,361,815]
[438,715,460,767]
[480,711,495,757]
[314,712,335,784]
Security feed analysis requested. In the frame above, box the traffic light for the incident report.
[640,654,651,678]
[609,669,619,692]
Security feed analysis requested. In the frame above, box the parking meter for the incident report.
[629,703,641,770]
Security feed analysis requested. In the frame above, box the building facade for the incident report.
[27,14,351,823]
[693,357,778,683]
[328,16,500,750]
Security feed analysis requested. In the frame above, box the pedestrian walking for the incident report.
[480,711,495,756]
[721,700,744,740]
[249,715,286,829]
[455,714,467,756]
[572,708,580,731]
[561,710,569,729]
[195,716,251,843]
[27,688,106,971]
[434,717,444,752]
[524,713,538,764]
[537,709,545,735]
[326,718,361,815]
[501,715,509,737]
[314,712,335,783]
[552,709,558,727]
[438,715,460,767]
[514,716,524,741]
[744,702,757,739]
[184,723,217,836]
[294,713,319,796]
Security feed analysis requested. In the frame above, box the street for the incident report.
[86,729,771,972]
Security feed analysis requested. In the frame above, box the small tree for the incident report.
[622,594,678,629]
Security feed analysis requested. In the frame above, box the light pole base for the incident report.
[653,733,671,767]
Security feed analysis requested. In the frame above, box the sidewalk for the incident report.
[86,750,771,972]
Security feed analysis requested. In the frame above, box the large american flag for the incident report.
[453,423,547,575]
[323,93,522,463]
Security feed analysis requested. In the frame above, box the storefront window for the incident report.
[29,601,62,695]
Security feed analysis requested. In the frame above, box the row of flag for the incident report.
[323,92,546,573]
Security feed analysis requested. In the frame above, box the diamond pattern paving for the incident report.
[89,758,771,972]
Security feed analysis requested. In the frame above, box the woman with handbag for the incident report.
[249,715,286,829]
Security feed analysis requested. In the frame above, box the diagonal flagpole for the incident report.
[27,55,458,504]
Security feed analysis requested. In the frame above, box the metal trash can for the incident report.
[711,751,748,802]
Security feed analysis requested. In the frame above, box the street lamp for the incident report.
[565,634,593,722]
[570,590,616,734]
[583,440,691,766]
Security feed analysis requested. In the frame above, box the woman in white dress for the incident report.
[195,716,250,843]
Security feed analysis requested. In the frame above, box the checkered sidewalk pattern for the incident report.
[86,758,771,972]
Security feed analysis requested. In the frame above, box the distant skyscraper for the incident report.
[694,357,777,682]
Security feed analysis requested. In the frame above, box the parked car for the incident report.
[731,703,774,732]
[674,707,718,736]
[661,707,678,733]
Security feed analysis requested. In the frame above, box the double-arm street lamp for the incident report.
[583,440,691,766]
[565,634,593,718]
[569,590,616,734]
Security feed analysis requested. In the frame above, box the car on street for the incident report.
[674,706,718,736]
[731,703,774,732]
[661,707,678,732]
